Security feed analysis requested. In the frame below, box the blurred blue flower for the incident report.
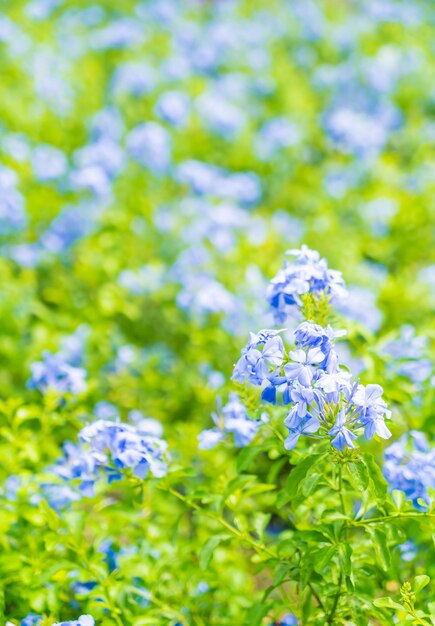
[28,351,87,395]
[127,122,172,174]
[199,394,264,450]
[0,166,27,234]
[32,144,68,182]
[111,61,156,97]
[384,432,435,510]
[155,90,190,127]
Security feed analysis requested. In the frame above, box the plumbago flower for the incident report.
[232,320,392,452]
[27,351,87,395]
[43,417,169,510]
[384,431,435,510]
[267,245,347,323]
[27,328,89,395]
[198,393,266,449]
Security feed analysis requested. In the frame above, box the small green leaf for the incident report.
[348,461,369,491]
[414,575,430,594]
[339,543,352,577]
[199,534,230,570]
[366,527,391,571]
[253,512,271,541]
[277,453,324,508]
[244,601,270,626]
[364,454,388,502]
[237,445,267,473]
[373,597,404,611]
[313,545,337,573]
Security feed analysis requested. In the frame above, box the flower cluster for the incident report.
[27,328,88,395]
[266,246,347,323]
[27,351,87,395]
[198,393,266,450]
[233,321,391,452]
[44,418,168,509]
[384,431,435,510]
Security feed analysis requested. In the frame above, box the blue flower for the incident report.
[111,61,155,97]
[315,370,352,403]
[285,384,315,419]
[198,394,263,449]
[127,122,172,174]
[28,351,87,395]
[284,415,320,450]
[79,419,169,480]
[71,580,98,595]
[233,332,285,385]
[267,246,347,322]
[254,116,301,160]
[155,90,190,127]
[284,347,324,386]
[353,384,392,440]
[31,144,67,182]
[384,432,434,510]
[196,91,245,138]
[398,541,417,562]
[20,615,43,626]
[328,410,357,451]
[0,165,27,234]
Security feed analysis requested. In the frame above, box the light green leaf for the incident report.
[373,597,404,611]
[414,575,430,594]
[364,454,388,502]
[366,527,391,571]
[199,534,230,570]
[348,461,370,491]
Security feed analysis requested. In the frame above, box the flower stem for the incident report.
[161,485,277,559]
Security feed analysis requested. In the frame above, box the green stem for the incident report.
[127,585,189,625]
[338,463,346,516]
[308,582,326,612]
[161,485,277,559]
[327,571,343,625]
[326,464,346,623]
[350,512,435,527]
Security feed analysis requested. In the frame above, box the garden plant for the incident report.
[0,0,433,625]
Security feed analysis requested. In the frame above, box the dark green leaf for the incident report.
[277,453,324,508]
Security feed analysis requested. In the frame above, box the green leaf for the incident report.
[313,545,337,573]
[364,454,388,502]
[199,534,230,570]
[348,461,370,491]
[366,527,391,571]
[237,444,267,473]
[244,601,270,626]
[373,597,404,611]
[339,543,352,576]
[277,453,324,508]
[301,472,322,497]
[414,575,430,594]
[253,513,271,541]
